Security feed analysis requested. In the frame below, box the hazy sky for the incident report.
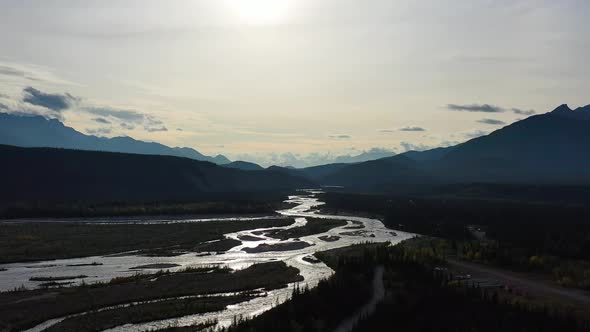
[0,0,588,165]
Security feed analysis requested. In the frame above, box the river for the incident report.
[0,190,413,332]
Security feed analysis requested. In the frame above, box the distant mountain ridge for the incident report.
[3,103,589,194]
[223,161,265,171]
[0,113,231,164]
[331,148,396,164]
[0,144,313,205]
[294,104,590,190]
[550,104,590,120]
[247,148,397,169]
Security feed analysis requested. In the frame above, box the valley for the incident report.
[0,191,413,331]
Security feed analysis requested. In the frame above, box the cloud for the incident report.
[447,104,504,113]
[0,65,47,82]
[511,108,536,116]
[464,130,489,139]
[400,141,434,152]
[85,107,145,122]
[22,87,78,112]
[0,66,29,78]
[86,127,112,136]
[120,123,136,130]
[328,134,352,139]
[477,118,506,125]
[333,148,396,163]
[441,140,460,147]
[365,147,396,154]
[399,140,458,153]
[399,126,426,132]
[236,147,396,168]
[85,106,165,132]
[146,126,168,132]
[0,91,65,120]
[3,87,168,133]
[447,103,535,116]
[92,117,111,124]
[381,127,426,133]
[0,62,79,85]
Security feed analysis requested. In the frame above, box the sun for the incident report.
[225,0,292,24]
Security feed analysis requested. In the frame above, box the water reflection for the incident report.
[9,190,413,332]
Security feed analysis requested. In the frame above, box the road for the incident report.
[333,266,385,332]
[448,258,590,306]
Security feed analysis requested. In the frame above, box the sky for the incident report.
[0,0,589,166]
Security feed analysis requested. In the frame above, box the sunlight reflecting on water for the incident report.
[12,190,413,332]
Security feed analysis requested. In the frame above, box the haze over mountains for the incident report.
[299,104,590,190]
[1,104,589,204]
[0,113,396,169]
[0,144,313,205]
[0,113,231,165]
[223,161,266,171]
[245,148,397,169]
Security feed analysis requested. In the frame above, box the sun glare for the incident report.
[225,0,292,24]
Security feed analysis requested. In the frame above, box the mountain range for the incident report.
[0,113,397,169]
[293,104,590,190]
[0,113,231,164]
[0,144,312,205]
[1,104,589,202]
[243,148,397,169]
[223,161,266,171]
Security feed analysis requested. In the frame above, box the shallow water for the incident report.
[5,190,413,332]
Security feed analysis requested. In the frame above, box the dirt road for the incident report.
[448,258,590,306]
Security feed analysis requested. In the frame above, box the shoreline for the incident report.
[0,212,287,224]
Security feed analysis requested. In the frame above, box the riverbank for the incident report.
[0,218,294,264]
[223,242,590,332]
[0,192,296,220]
[0,262,302,332]
[0,191,412,331]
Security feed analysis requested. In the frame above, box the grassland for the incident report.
[45,295,255,332]
[0,218,294,264]
[0,262,303,332]
[259,218,347,240]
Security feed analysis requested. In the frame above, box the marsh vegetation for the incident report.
[261,218,347,240]
[0,262,302,331]
[0,218,294,263]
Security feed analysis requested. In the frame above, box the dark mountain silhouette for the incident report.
[4,104,589,197]
[401,146,455,161]
[298,163,351,180]
[0,113,231,164]
[260,164,348,182]
[0,145,314,205]
[331,148,396,164]
[550,103,590,120]
[223,161,265,171]
[321,155,431,187]
[171,147,229,164]
[257,148,396,168]
[436,104,590,183]
[267,152,400,181]
[302,104,590,190]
